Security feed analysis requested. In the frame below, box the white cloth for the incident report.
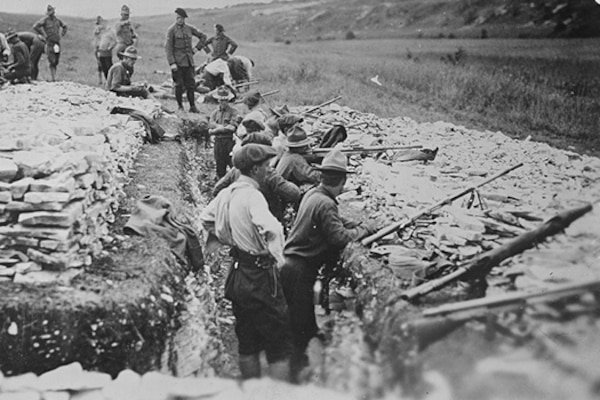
[204,58,233,86]
[200,175,285,266]
[0,33,10,58]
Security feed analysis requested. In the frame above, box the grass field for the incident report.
[2,12,600,157]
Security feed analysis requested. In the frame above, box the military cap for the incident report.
[233,144,277,171]
[175,8,188,18]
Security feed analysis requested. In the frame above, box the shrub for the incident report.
[346,31,356,40]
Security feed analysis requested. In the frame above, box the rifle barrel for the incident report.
[234,80,259,88]
[304,95,342,114]
[313,145,423,154]
[361,162,524,247]
[234,89,279,104]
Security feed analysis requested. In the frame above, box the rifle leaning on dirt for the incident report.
[361,162,524,247]
[405,276,600,351]
[234,89,279,104]
[312,144,423,155]
[400,203,593,301]
[303,95,343,115]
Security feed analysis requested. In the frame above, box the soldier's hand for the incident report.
[170,64,178,71]
[361,220,379,235]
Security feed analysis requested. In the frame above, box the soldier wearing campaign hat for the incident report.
[275,125,321,189]
[280,149,379,382]
[33,4,67,81]
[2,28,31,84]
[201,143,293,382]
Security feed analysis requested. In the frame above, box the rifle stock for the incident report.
[313,145,423,154]
[401,203,594,301]
[361,162,524,246]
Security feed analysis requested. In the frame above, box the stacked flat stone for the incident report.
[0,82,159,284]
[0,362,353,400]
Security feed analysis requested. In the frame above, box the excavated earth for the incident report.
[1,82,599,400]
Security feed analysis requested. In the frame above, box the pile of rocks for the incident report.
[0,362,353,400]
[0,82,160,284]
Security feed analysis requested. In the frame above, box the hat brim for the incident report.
[316,166,355,174]
[284,138,312,148]
[213,93,234,101]
[119,52,140,59]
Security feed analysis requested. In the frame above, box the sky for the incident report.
[0,0,274,18]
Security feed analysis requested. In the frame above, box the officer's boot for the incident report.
[238,353,261,380]
[187,88,199,113]
[175,86,184,111]
[268,358,290,382]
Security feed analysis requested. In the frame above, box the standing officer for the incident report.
[33,4,67,82]
[206,23,238,62]
[200,143,293,382]
[165,7,210,113]
[114,5,137,60]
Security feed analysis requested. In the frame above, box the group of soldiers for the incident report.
[199,84,379,382]
[0,4,67,84]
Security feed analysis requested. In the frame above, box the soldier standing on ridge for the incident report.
[17,32,45,81]
[206,23,238,62]
[93,16,108,85]
[33,4,67,82]
[165,7,210,113]
[94,18,117,83]
[114,5,137,61]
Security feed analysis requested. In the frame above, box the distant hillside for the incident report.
[1,0,599,44]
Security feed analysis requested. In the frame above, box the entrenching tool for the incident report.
[361,162,524,247]
[400,203,594,301]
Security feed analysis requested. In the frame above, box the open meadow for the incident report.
[2,10,598,158]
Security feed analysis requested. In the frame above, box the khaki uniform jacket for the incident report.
[33,15,67,45]
[165,22,208,68]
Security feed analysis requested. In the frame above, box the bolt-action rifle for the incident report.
[361,163,524,246]
[312,144,423,155]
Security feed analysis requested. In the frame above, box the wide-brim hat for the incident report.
[242,118,266,132]
[119,45,140,59]
[121,4,130,14]
[5,28,17,41]
[243,91,261,107]
[284,125,312,148]
[175,8,188,18]
[47,4,55,13]
[316,148,354,174]
[212,86,234,101]
[233,144,277,171]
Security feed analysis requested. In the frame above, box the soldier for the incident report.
[200,143,293,381]
[33,4,67,82]
[105,46,149,99]
[275,125,321,190]
[2,29,30,84]
[280,149,378,382]
[165,7,210,113]
[17,32,45,81]
[94,18,117,82]
[114,5,137,60]
[208,86,241,178]
[206,23,238,62]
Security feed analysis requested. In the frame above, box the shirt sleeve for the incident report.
[227,36,238,54]
[199,197,217,236]
[192,27,208,50]
[248,190,285,266]
[164,27,175,65]
[108,66,125,91]
[59,18,68,36]
[318,201,366,248]
[213,169,237,197]
[292,157,321,186]
[267,172,301,205]
[13,47,27,69]
[33,18,45,36]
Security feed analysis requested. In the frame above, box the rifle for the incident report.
[303,95,342,115]
[312,144,423,155]
[361,162,524,247]
[406,277,600,350]
[233,80,259,89]
[234,89,279,104]
[400,203,593,301]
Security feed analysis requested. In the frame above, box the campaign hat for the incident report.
[213,86,234,101]
[119,45,140,59]
[5,28,17,41]
[316,148,354,174]
[283,125,312,148]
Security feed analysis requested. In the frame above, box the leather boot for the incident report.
[175,86,184,110]
[238,353,261,380]
[268,358,290,382]
[289,348,309,384]
[187,88,199,113]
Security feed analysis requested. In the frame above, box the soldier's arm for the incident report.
[164,28,176,67]
[59,18,68,36]
[227,36,238,55]
[32,18,46,39]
